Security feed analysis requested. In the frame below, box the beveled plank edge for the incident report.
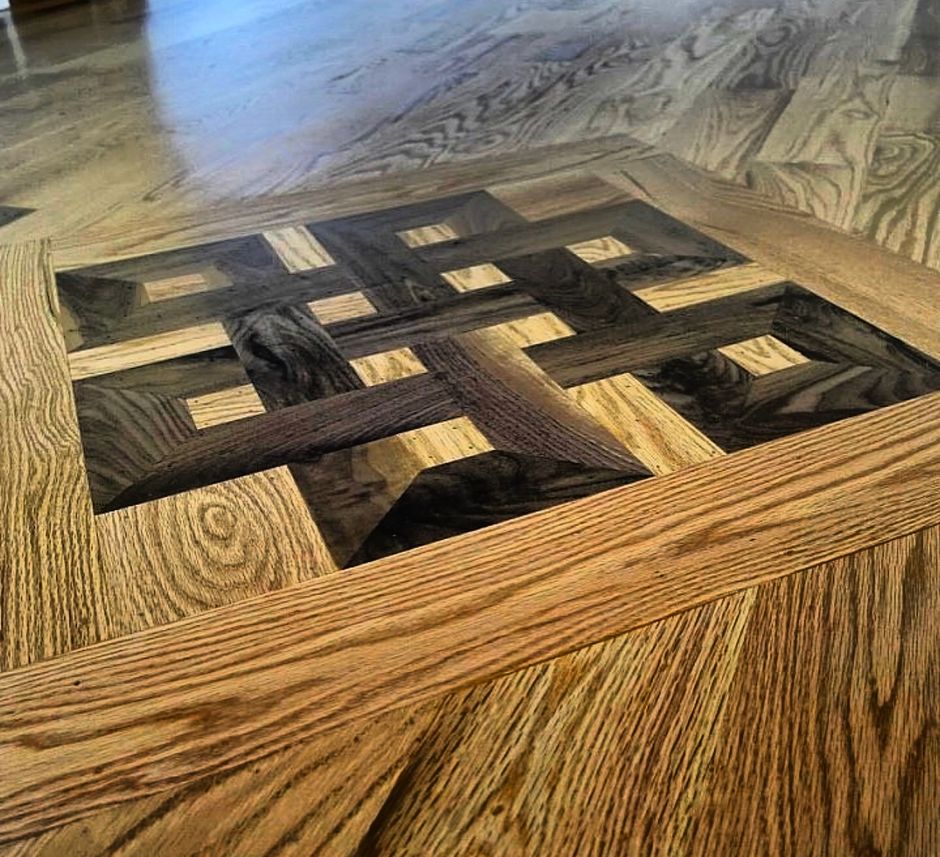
[52,136,654,270]
[596,152,940,361]
[1,391,939,840]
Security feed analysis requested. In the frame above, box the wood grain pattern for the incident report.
[0,242,108,671]
[718,334,810,376]
[307,292,376,324]
[336,525,940,855]
[570,373,724,476]
[185,384,267,430]
[602,154,940,361]
[688,526,940,856]
[632,262,786,311]
[1,391,938,840]
[68,323,232,381]
[357,588,758,856]
[350,347,427,387]
[441,263,511,292]
[262,226,335,272]
[95,468,337,633]
[0,705,441,857]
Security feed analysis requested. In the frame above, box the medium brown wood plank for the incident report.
[358,589,757,855]
[0,705,441,857]
[95,468,338,632]
[1,391,939,839]
[688,526,940,856]
[0,242,109,671]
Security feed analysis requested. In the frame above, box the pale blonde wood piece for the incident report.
[570,372,724,475]
[566,235,633,264]
[633,262,786,312]
[393,418,492,465]
[719,335,810,376]
[350,347,427,386]
[95,468,338,633]
[2,392,938,838]
[397,223,459,248]
[185,385,267,429]
[0,242,109,672]
[307,292,376,324]
[68,322,231,381]
[142,268,231,303]
[262,225,335,271]
[441,263,511,292]
[487,312,575,348]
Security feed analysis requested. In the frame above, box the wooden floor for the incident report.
[1,0,940,273]
[1,1,939,855]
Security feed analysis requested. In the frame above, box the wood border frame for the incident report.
[2,139,940,840]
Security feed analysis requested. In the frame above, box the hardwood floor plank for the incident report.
[414,328,649,474]
[688,526,940,856]
[358,589,757,856]
[1,391,938,839]
[632,262,786,311]
[95,468,337,632]
[0,706,441,857]
[104,374,462,512]
[68,323,232,381]
[185,384,267,430]
[262,226,335,271]
[717,334,810,376]
[569,373,724,476]
[0,242,108,670]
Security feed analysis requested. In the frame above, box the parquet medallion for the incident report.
[58,191,940,568]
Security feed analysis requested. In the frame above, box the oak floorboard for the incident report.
[688,526,940,857]
[0,242,108,671]
[0,391,939,840]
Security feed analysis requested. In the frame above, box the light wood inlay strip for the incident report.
[441,263,511,292]
[566,235,634,264]
[633,262,786,311]
[398,223,459,248]
[141,267,231,303]
[263,226,334,271]
[1,392,939,839]
[570,373,725,475]
[487,312,575,348]
[68,323,231,381]
[719,335,810,376]
[185,384,267,429]
[308,292,376,324]
[0,242,108,670]
[350,348,427,387]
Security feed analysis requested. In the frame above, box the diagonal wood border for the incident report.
[0,390,939,840]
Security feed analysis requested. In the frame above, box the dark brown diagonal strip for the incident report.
[104,375,461,511]
[528,283,787,387]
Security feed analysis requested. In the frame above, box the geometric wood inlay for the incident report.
[55,190,940,569]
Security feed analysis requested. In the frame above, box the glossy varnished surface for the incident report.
[56,190,940,565]
[2,0,940,274]
[2,2,940,853]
